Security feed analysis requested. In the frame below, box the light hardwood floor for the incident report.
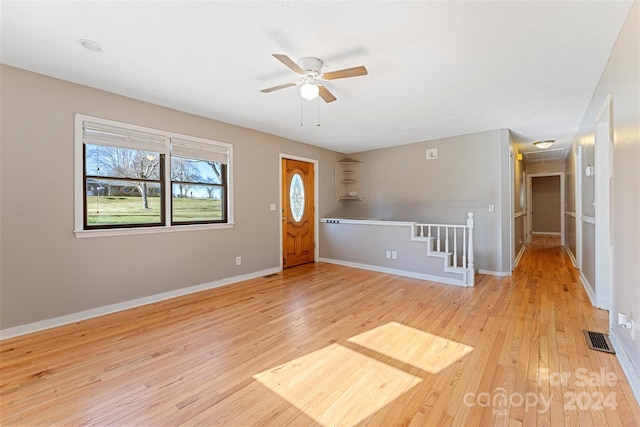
[2,236,639,426]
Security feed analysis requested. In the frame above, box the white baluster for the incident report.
[445,227,449,254]
[453,227,458,267]
[463,229,467,269]
[419,224,423,238]
[437,227,441,252]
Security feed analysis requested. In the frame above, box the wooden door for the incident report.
[282,158,315,268]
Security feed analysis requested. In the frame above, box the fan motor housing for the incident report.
[297,57,323,77]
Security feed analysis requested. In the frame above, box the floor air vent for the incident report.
[583,330,615,354]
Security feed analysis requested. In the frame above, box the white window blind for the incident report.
[83,121,166,152]
[171,137,229,164]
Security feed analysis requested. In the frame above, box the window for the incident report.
[289,173,305,223]
[75,115,233,236]
[170,138,227,225]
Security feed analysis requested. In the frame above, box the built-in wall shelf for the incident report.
[335,158,363,201]
[336,195,364,201]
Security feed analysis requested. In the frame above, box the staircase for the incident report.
[411,212,475,286]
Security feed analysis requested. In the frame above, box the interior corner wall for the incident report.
[0,65,346,330]
[569,2,640,392]
[342,129,509,274]
[498,129,512,273]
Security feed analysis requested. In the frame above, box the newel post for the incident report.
[467,212,475,279]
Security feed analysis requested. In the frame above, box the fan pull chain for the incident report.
[316,97,321,127]
[300,98,304,127]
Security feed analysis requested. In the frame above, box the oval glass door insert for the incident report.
[289,173,305,222]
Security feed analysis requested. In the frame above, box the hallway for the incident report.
[509,234,639,426]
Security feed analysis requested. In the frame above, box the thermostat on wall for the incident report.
[425,148,438,160]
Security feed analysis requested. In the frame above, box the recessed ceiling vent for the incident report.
[523,148,566,163]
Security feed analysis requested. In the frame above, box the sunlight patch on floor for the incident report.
[254,343,422,425]
[348,321,473,374]
[253,322,473,425]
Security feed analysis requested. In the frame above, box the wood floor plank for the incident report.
[1,236,639,426]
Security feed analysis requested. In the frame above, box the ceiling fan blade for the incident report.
[273,54,306,75]
[318,85,337,103]
[261,82,297,93]
[323,66,368,80]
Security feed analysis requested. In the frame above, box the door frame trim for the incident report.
[509,149,515,272]
[594,94,613,311]
[279,153,319,269]
[575,145,583,269]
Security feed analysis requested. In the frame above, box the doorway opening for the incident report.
[526,173,565,246]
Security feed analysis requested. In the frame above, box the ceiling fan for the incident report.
[261,54,368,103]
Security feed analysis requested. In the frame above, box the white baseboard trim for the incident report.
[579,271,596,307]
[531,231,562,236]
[608,331,640,405]
[318,258,468,287]
[478,269,512,277]
[564,246,578,268]
[0,267,281,340]
[514,244,527,268]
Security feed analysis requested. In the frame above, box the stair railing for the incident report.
[415,212,474,273]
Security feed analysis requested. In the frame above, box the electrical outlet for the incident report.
[391,251,397,260]
[488,204,495,213]
[269,203,276,211]
[235,256,242,265]
[385,250,391,259]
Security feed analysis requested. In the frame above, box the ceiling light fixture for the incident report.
[299,81,319,101]
[77,39,104,53]
[533,140,555,149]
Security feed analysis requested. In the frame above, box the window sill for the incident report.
[74,222,234,238]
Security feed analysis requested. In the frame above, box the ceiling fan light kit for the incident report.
[533,139,555,149]
[300,80,319,101]
[261,53,368,103]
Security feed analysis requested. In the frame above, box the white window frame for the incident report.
[74,114,234,238]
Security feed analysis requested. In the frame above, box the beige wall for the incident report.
[337,129,511,274]
[567,2,640,388]
[0,65,346,329]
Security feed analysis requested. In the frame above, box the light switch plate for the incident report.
[425,148,438,160]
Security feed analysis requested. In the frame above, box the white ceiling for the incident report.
[0,1,633,155]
